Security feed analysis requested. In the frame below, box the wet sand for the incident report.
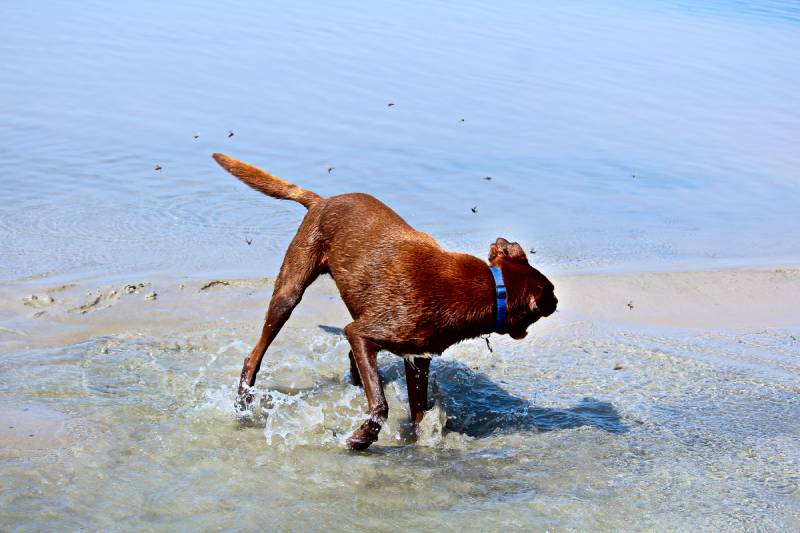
[2,266,798,354]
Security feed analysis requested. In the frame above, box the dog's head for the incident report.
[488,237,557,339]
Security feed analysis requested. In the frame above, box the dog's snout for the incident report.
[540,294,558,317]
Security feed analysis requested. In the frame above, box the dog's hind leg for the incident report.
[344,324,386,450]
[237,222,323,408]
[404,357,431,426]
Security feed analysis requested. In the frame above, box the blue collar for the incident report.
[489,266,507,332]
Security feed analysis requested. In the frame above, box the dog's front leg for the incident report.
[347,350,363,387]
[344,325,386,450]
[404,357,431,427]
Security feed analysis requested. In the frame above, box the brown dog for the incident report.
[212,153,557,450]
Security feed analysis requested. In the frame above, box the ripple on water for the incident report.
[0,320,799,530]
[0,187,299,280]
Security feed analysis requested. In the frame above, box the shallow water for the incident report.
[2,0,800,282]
[2,1,800,530]
[1,316,798,531]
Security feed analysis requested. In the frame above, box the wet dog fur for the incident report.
[212,153,557,450]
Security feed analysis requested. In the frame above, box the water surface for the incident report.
[2,0,799,282]
[2,319,799,530]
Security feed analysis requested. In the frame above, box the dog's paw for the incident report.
[234,390,255,414]
[346,419,381,450]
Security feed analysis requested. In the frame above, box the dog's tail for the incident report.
[212,153,321,209]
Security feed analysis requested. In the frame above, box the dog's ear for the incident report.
[489,237,528,265]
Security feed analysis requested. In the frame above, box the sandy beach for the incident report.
[3,266,799,354]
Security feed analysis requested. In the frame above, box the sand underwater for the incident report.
[2,0,800,531]
[1,269,798,531]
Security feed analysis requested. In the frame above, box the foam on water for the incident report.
[195,331,454,449]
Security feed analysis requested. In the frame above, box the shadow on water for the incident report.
[438,362,625,436]
[319,324,626,438]
[317,324,346,336]
[386,359,626,438]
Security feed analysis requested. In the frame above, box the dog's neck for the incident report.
[438,254,505,340]
[488,266,507,332]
